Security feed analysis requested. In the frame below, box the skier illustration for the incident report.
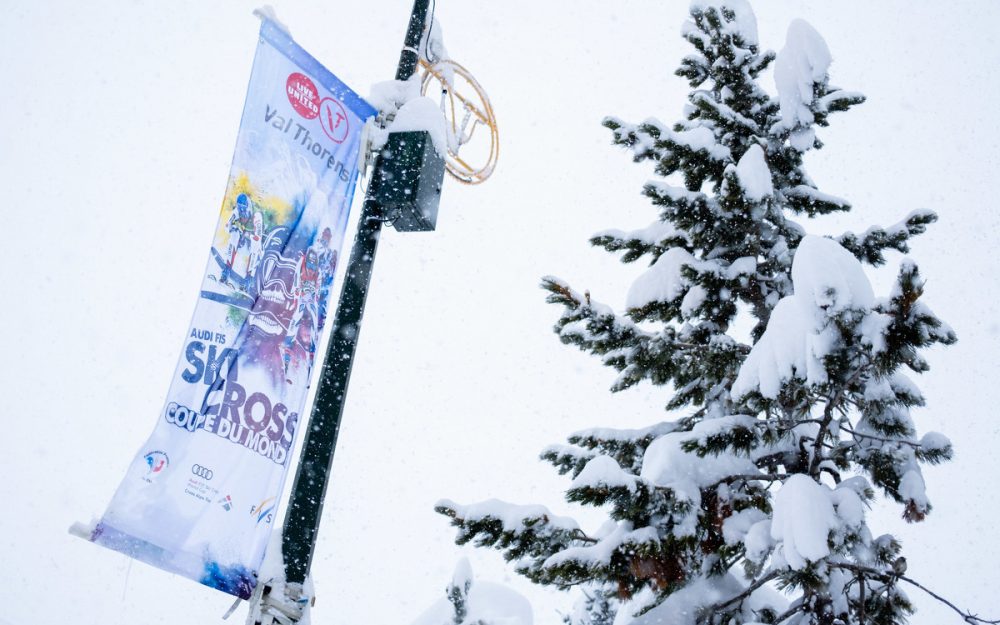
[220,193,254,287]
[281,247,321,382]
[315,227,339,321]
[246,211,265,279]
[316,227,336,273]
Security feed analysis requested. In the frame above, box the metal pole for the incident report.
[280,0,432,589]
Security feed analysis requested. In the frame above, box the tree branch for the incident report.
[859,571,866,625]
[572,530,599,544]
[842,425,922,449]
[808,364,868,477]
[702,570,781,617]
[829,563,1000,624]
[899,574,1000,625]
[706,473,787,490]
[772,601,806,624]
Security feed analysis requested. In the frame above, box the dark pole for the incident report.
[280,0,432,589]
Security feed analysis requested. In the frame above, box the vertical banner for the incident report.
[90,18,376,599]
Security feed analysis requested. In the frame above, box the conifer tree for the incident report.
[446,559,475,625]
[437,2,969,625]
[411,558,533,625]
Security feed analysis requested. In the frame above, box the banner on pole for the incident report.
[89,18,376,599]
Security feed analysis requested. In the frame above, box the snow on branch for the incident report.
[435,498,589,583]
[411,558,534,625]
[541,443,598,478]
[558,422,678,476]
[660,125,733,163]
[784,185,851,215]
[543,524,660,571]
[837,209,938,266]
[733,236,875,399]
[770,474,838,569]
[640,425,758,510]
[734,144,773,202]
[774,19,832,129]
[570,455,639,494]
[437,498,580,534]
[591,218,693,265]
[626,248,696,311]
[603,116,733,173]
[690,91,761,135]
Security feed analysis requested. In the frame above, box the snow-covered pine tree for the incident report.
[447,558,474,625]
[437,2,958,625]
[410,558,534,625]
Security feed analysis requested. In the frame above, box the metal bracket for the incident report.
[245,581,312,625]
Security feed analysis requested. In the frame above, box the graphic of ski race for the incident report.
[90,18,376,599]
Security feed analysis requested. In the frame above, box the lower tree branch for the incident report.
[775,604,806,624]
[701,570,781,619]
[859,571,866,625]
[706,473,787,490]
[899,574,1000,625]
[842,424,922,449]
[829,562,999,624]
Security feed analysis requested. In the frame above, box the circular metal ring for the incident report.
[420,59,499,185]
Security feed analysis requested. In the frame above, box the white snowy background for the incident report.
[2,1,998,624]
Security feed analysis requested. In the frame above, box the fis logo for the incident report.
[219,495,233,512]
[250,497,276,525]
[143,451,169,476]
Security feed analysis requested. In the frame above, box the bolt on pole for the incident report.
[279,0,432,589]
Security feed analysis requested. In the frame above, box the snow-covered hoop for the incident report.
[419,58,498,185]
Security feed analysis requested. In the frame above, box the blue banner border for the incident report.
[259,18,377,121]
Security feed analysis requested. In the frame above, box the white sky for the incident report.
[2,1,999,624]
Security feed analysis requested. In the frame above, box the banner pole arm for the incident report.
[279,0,432,592]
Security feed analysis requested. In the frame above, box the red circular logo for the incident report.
[318,97,350,143]
[286,73,319,119]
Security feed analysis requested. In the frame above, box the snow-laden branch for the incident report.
[831,562,1000,625]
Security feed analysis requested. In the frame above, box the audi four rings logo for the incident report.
[191,464,214,480]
